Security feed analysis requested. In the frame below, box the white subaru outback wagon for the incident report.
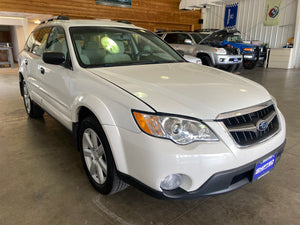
[18,16,286,199]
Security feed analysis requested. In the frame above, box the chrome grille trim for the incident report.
[217,101,281,147]
[228,111,276,133]
[216,100,273,120]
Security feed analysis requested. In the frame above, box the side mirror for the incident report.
[177,49,185,56]
[184,39,193,45]
[43,52,65,65]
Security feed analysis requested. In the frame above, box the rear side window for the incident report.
[164,33,190,44]
[31,27,52,56]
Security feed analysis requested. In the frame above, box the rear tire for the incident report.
[79,116,128,195]
[22,80,44,118]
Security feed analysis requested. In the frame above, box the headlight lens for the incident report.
[215,48,227,55]
[133,112,218,144]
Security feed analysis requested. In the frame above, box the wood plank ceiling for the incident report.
[0,0,202,31]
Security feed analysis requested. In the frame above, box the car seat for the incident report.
[103,41,131,64]
[82,41,106,65]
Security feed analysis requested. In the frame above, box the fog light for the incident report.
[220,58,225,62]
[160,174,182,190]
[244,55,253,59]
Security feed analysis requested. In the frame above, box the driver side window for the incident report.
[45,27,68,58]
[31,27,51,56]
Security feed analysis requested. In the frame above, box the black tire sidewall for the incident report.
[22,80,44,118]
[243,60,257,69]
[22,81,34,116]
[201,55,212,66]
[79,116,115,195]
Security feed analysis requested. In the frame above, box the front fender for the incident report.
[71,94,131,173]
[71,94,116,126]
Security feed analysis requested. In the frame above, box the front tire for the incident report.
[22,80,44,118]
[79,116,128,195]
[200,55,213,67]
[243,60,257,69]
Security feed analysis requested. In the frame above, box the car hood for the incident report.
[222,40,260,49]
[88,63,271,120]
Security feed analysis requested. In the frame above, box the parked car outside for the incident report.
[204,29,267,69]
[158,31,243,72]
[18,16,286,199]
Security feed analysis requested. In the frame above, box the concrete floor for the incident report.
[0,66,299,225]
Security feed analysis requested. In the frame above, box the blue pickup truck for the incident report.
[201,29,267,69]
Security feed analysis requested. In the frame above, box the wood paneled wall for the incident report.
[0,0,202,31]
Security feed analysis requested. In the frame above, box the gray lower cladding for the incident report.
[118,140,286,200]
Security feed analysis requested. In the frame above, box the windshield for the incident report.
[190,33,202,44]
[70,27,184,67]
[190,33,209,44]
[226,34,243,43]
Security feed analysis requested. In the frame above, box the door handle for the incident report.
[40,67,45,74]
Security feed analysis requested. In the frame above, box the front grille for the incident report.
[229,58,241,62]
[225,47,239,55]
[221,104,280,146]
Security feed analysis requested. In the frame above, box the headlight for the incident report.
[133,111,219,145]
[215,48,227,55]
[242,48,254,52]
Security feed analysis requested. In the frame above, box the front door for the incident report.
[37,26,74,128]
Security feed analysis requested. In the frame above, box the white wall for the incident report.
[292,0,300,69]
[10,26,25,60]
[0,17,28,61]
[202,0,297,48]
[28,21,38,35]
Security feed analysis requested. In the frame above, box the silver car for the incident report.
[159,32,243,72]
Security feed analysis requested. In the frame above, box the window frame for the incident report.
[69,26,185,68]
[30,27,52,56]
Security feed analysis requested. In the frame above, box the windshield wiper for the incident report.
[99,60,179,67]
[150,60,178,64]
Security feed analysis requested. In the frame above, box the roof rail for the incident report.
[116,20,132,24]
[40,15,69,25]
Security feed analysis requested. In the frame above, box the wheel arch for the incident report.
[195,52,215,65]
[72,95,129,174]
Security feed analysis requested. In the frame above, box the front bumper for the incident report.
[214,54,243,65]
[106,108,286,200]
[243,51,266,62]
[119,141,285,199]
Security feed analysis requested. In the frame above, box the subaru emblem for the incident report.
[256,120,268,131]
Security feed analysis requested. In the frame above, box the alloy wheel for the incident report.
[82,128,108,184]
